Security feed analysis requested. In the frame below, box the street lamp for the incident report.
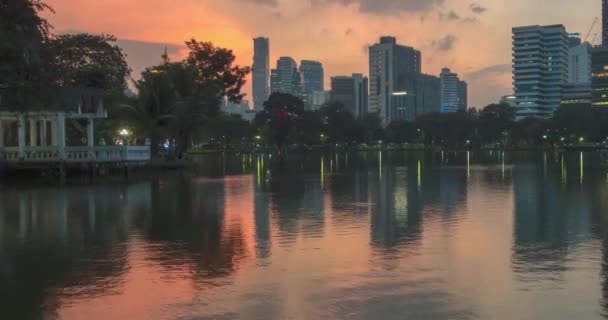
[118,128,131,145]
[579,137,585,143]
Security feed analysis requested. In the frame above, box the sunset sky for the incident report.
[44,0,600,108]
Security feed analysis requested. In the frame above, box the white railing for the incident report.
[0,146,150,163]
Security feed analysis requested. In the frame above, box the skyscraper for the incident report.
[440,68,460,113]
[369,36,421,125]
[415,74,441,116]
[603,0,608,46]
[270,57,303,97]
[252,37,269,111]
[300,60,324,109]
[512,25,569,119]
[591,46,608,107]
[330,74,369,118]
[458,80,468,111]
[569,42,592,84]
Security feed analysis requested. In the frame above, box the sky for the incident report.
[43,0,601,108]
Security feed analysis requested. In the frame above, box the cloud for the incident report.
[469,3,487,14]
[311,0,444,15]
[345,27,353,36]
[432,34,458,51]
[115,39,182,79]
[438,10,460,21]
[462,17,478,23]
[466,64,510,82]
[243,0,279,6]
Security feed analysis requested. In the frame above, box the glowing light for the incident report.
[392,91,408,96]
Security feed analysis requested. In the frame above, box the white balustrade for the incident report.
[0,145,150,163]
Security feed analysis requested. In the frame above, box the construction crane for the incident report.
[585,17,598,42]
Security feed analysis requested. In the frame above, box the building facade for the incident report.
[415,74,441,116]
[369,36,421,125]
[458,80,468,111]
[311,90,331,111]
[300,60,324,109]
[569,42,592,84]
[252,37,270,111]
[592,46,608,107]
[512,25,569,119]
[604,0,608,46]
[440,68,460,113]
[270,57,303,98]
[330,74,369,118]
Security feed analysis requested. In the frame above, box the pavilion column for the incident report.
[40,120,47,147]
[17,114,25,160]
[50,119,57,146]
[86,118,94,147]
[56,113,66,159]
[29,119,37,147]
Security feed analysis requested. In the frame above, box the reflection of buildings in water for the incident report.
[0,184,147,319]
[264,159,326,245]
[369,163,468,249]
[511,164,593,280]
[590,182,608,314]
[142,177,252,281]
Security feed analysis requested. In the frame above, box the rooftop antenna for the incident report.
[161,46,169,64]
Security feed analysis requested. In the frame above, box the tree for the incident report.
[385,121,416,143]
[415,112,475,146]
[0,0,54,110]
[47,33,130,95]
[255,93,305,149]
[478,103,514,145]
[170,39,250,157]
[319,101,357,143]
[357,113,385,143]
[511,117,548,146]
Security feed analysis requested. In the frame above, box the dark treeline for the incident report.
[4,1,608,159]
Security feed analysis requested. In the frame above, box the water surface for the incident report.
[1,151,608,320]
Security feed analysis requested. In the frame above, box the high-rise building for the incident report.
[311,90,331,111]
[569,42,592,84]
[440,68,460,113]
[568,33,582,48]
[252,37,270,111]
[458,80,468,111]
[512,25,569,119]
[369,36,421,125]
[300,60,324,109]
[415,74,441,116]
[270,57,303,98]
[603,0,608,46]
[500,95,517,108]
[330,74,369,118]
[591,46,608,107]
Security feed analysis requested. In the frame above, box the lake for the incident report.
[1,151,608,320]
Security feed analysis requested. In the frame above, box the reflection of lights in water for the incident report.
[417,160,422,189]
[320,156,325,189]
[257,156,262,187]
[378,151,383,180]
[501,152,505,180]
[467,151,470,178]
[580,152,584,185]
[561,155,567,185]
[543,152,547,177]
[441,151,444,164]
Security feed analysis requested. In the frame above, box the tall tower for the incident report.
[602,0,608,46]
[252,37,270,111]
[440,68,460,113]
[300,60,324,109]
[512,25,569,119]
[368,36,421,125]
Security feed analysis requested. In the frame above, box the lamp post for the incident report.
[119,128,130,146]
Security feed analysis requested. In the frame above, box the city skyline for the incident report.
[42,0,601,108]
